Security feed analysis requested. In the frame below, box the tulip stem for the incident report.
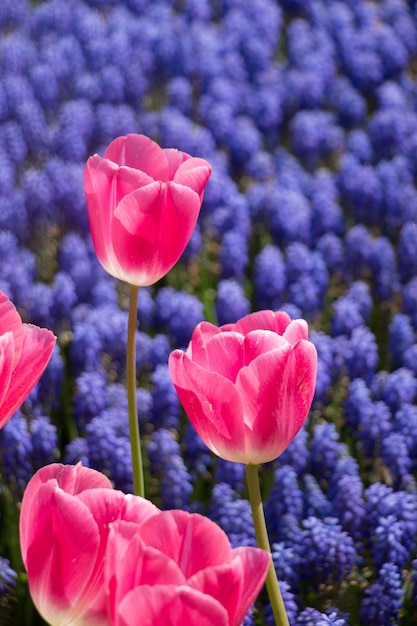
[127,284,145,498]
[245,464,289,626]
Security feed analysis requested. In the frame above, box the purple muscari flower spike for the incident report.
[299,517,358,590]
[264,581,298,625]
[278,428,309,478]
[331,296,366,337]
[347,128,374,162]
[253,244,286,311]
[73,369,108,431]
[369,235,400,300]
[402,277,417,329]
[155,287,204,349]
[316,233,344,275]
[344,325,379,383]
[147,334,171,370]
[309,171,345,239]
[0,555,17,595]
[0,411,33,491]
[329,472,366,545]
[264,465,304,544]
[30,414,58,472]
[271,542,300,592]
[309,422,345,484]
[208,482,256,548]
[381,432,412,490]
[148,428,193,511]
[2,120,27,167]
[394,404,417,471]
[270,188,312,247]
[371,367,417,413]
[51,271,78,323]
[303,473,332,518]
[182,422,212,479]
[215,279,250,326]
[388,313,415,369]
[372,514,413,570]
[296,607,350,626]
[219,229,249,281]
[309,331,333,406]
[364,483,417,554]
[86,409,132,493]
[228,116,262,171]
[150,364,180,431]
[344,223,374,281]
[358,399,392,458]
[64,437,90,467]
[290,110,344,169]
[35,345,64,411]
[214,458,246,493]
[70,318,103,374]
[329,76,367,129]
[359,562,402,626]
[398,222,417,283]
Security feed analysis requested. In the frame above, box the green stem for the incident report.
[245,464,289,626]
[126,284,145,498]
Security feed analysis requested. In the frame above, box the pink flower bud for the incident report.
[0,290,56,429]
[169,310,318,464]
[84,134,212,286]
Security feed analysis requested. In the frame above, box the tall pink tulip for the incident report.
[84,133,212,287]
[169,310,318,465]
[106,510,270,626]
[0,290,56,429]
[19,463,159,626]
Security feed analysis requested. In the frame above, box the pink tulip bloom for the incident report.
[20,463,159,626]
[0,290,56,429]
[84,133,212,287]
[169,310,318,465]
[106,510,270,626]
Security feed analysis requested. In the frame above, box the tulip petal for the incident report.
[104,134,170,181]
[169,351,247,461]
[0,332,15,412]
[186,321,222,365]
[237,341,317,463]
[283,319,309,344]
[118,585,229,626]
[232,310,292,335]
[111,181,202,286]
[188,547,270,626]
[242,330,288,366]
[163,148,189,178]
[85,157,153,278]
[106,521,185,624]
[19,464,113,563]
[228,547,270,625]
[0,325,56,428]
[173,161,212,198]
[0,291,24,366]
[203,331,245,382]
[24,484,101,625]
[137,511,233,579]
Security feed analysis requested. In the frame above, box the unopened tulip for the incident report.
[169,310,318,465]
[0,290,56,429]
[84,133,212,287]
[19,463,159,626]
[106,510,270,626]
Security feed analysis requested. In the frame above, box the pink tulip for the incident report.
[106,510,270,626]
[169,310,318,464]
[20,463,159,626]
[84,133,212,287]
[0,290,56,429]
